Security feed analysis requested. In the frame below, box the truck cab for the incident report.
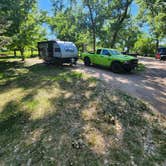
[81,48,138,73]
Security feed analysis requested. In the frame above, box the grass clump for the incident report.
[135,63,146,72]
[0,58,165,165]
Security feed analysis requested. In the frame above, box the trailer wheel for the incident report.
[44,61,52,65]
[84,57,91,66]
[111,61,124,73]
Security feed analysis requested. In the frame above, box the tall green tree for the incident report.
[50,0,90,51]
[82,0,100,52]
[118,19,141,52]
[136,0,166,50]
[0,17,11,48]
[0,0,14,48]
[49,0,137,51]
[134,34,156,55]
[10,7,46,60]
[101,0,133,48]
[0,0,46,60]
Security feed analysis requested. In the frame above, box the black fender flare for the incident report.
[110,60,122,67]
[110,60,124,73]
[84,56,91,66]
[84,56,90,61]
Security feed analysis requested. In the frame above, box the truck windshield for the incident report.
[109,50,122,55]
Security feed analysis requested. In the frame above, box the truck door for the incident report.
[94,49,102,65]
[97,49,111,67]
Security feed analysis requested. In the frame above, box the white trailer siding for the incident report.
[38,40,78,64]
[56,41,78,58]
[53,42,61,58]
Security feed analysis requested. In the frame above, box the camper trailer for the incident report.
[38,40,78,65]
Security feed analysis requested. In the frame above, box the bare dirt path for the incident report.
[74,57,166,115]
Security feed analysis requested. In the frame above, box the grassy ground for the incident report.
[135,63,146,72]
[0,51,38,58]
[0,58,165,166]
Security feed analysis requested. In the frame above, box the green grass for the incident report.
[135,63,146,72]
[0,58,165,165]
[0,50,38,58]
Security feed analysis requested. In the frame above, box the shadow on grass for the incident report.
[0,56,18,59]
[0,59,166,165]
[0,101,29,133]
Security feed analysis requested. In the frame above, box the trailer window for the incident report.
[65,48,74,52]
[55,48,60,52]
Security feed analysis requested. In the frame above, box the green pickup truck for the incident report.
[81,48,138,72]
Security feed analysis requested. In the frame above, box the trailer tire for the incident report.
[84,57,91,66]
[111,61,124,73]
[44,61,52,65]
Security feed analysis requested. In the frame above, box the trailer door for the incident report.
[53,43,61,58]
[39,43,48,58]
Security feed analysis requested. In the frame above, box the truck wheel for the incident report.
[111,62,124,73]
[84,57,91,66]
[125,68,132,72]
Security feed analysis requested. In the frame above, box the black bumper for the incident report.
[122,59,138,71]
[160,55,166,60]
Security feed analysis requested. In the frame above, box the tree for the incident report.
[136,0,166,50]
[10,8,46,60]
[82,0,97,52]
[0,17,11,48]
[50,1,91,51]
[0,0,13,48]
[118,19,141,52]
[134,34,156,55]
[0,0,46,60]
[103,0,133,48]
[90,0,134,49]
[49,0,134,51]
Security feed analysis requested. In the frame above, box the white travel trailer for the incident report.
[38,40,78,65]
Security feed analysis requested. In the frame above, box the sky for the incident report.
[38,0,149,39]
[38,0,52,15]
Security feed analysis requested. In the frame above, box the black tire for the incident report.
[160,57,166,61]
[44,61,52,65]
[124,68,132,72]
[111,61,124,73]
[84,57,91,66]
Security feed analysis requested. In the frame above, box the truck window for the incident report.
[96,49,101,54]
[102,49,110,56]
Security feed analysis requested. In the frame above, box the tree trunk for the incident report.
[92,28,96,52]
[14,50,16,57]
[20,48,25,61]
[110,0,133,48]
[31,48,33,57]
[156,39,159,51]
[110,30,118,48]
[126,46,130,53]
[87,3,96,52]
